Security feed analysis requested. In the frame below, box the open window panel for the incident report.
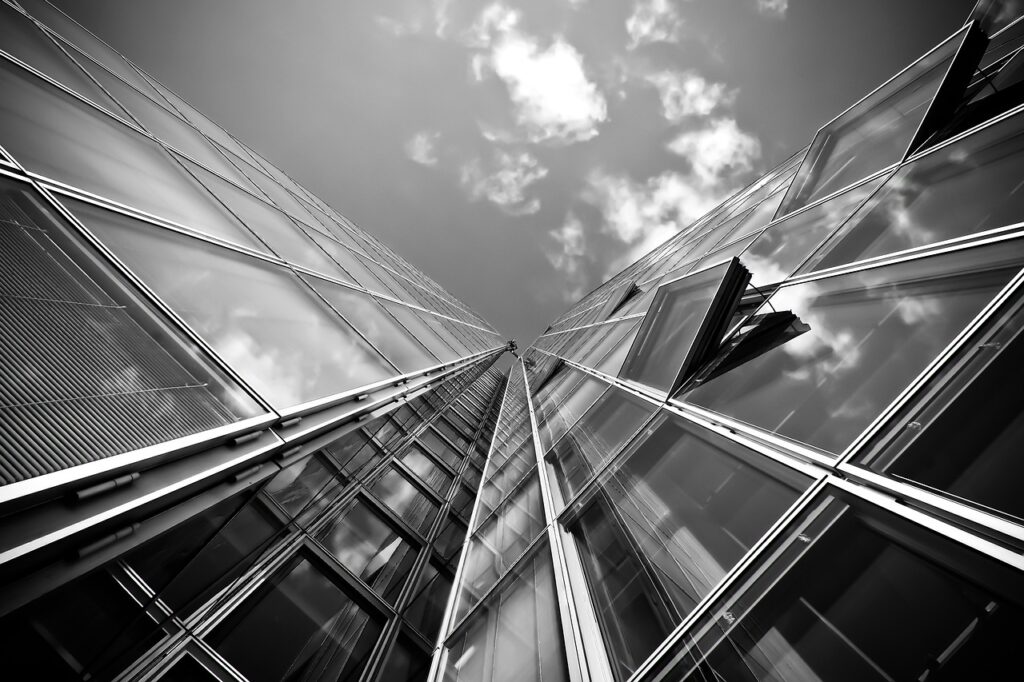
[596,279,639,321]
[776,22,988,219]
[619,257,750,396]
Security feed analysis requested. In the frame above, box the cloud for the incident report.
[546,214,589,301]
[469,5,607,144]
[756,0,788,17]
[460,150,549,214]
[626,0,684,50]
[405,131,441,166]
[667,118,761,185]
[645,70,736,121]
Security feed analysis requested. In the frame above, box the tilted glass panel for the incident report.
[399,444,454,494]
[659,490,1024,681]
[801,110,1024,273]
[455,476,545,622]
[779,29,964,215]
[304,277,438,373]
[535,375,608,453]
[548,387,655,503]
[207,557,382,682]
[0,60,266,251]
[315,498,417,605]
[567,414,809,680]
[264,454,342,524]
[418,426,464,469]
[320,428,384,481]
[381,299,461,363]
[69,199,396,409]
[404,562,452,640]
[741,174,885,287]
[379,636,431,682]
[370,466,440,535]
[620,259,749,394]
[0,179,263,484]
[685,238,1024,455]
[855,291,1024,522]
[435,515,469,565]
[444,545,568,682]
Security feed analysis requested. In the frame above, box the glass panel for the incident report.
[740,174,885,286]
[0,61,266,250]
[380,637,431,682]
[620,259,748,393]
[69,199,395,409]
[157,654,218,681]
[316,499,417,604]
[418,427,463,468]
[535,375,608,453]
[685,238,1024,455]
[661,491,1024,681]
[456,477,545,621]
[305,277,438,373]
[568,414,808,680]
[444,546,568,682]
[780,31,962,214]
[405,563,452,639]
[856,293,1024,521]
[435,515,469,564]
[370,466,440,535]
[400,444,454,494]
[208,557,382,682]
[320,429,384,480]
[265,455,342,523]
[549,388,655,502]
[383,299,460,363]
[801,110,1024,273]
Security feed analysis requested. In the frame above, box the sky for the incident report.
[54,0,973,344]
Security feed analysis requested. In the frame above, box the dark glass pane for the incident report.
[569,414,808,679]
[444,547,568,682]
[315,499,417,604]
[128,496,277,614]
[157,654,218,681]
[620,259,748,394]
[400,445,454,494]
[419,427,462,469]
[321,428,384,480]
[370,467,440,535]
[405,563,452,640]
[435,515,468,564]
[665,493,1024,681]
[265,454,342,523]
[550,387,655,502]
[686,239,1024,455]
[379,637,431,682]
[802,111,1024,272]
[208,557,381,682]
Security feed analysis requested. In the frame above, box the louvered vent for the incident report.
[0,188,244,485]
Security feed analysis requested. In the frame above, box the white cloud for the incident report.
[460,150,548,214]
[546,214,589,301]
[469,4,607,144]
[404,131,441,166]
[626,0,684,50]
[667,118,761,185]
[645,70,735,121]
[756,0,788,18]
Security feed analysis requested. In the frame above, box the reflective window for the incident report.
[661,491,1024,681]
[316,498,417,604]
[444,546,568,682]
[0,61,265,251]
[208,557,381,682]
[265,455,342,523]
[435,515,469,564]
[568,414,808,680]
[400,444,454,493]
[320,429,383,480]
[549,387,655,502]
[370,466,440,534]
[779,29,964,215]
[0,179,262,484]
[69,199,395,409]
[535,375,608,453]
[685,239,1024,455]
[405,562,452,639]
[380,636,431,682]
[801,111,1024,273]
[418,427,463,468]
[383,299,461,363]
[620,259,749,394]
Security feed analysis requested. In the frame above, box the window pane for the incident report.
[0,179,261,484]
[370,467,440,535]
[0,60,265,251]
[418,427,463,468]
[208,557,381,682]
[663,492,1024,681]
[535,375,608,453]
[801,111,1024,273]
[69,199,395,408]
[569,414,809,680]
[157,654,218,681]
[686,238,1024,455]
[265,454,342,523]
[316,499,417,604]
[380,637,431,682]
[435,515,469,565]
[400,445,454,494]
[405,563,452,640]
[549,388,655,502]
[779,32,960,214]
[320,429,383,480]
[444,547,568,682]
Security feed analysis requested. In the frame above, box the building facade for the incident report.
[3,1,1024,681]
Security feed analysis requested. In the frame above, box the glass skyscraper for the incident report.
[3,1,1024,681]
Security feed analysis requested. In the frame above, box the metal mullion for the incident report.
[520,359,607,682]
